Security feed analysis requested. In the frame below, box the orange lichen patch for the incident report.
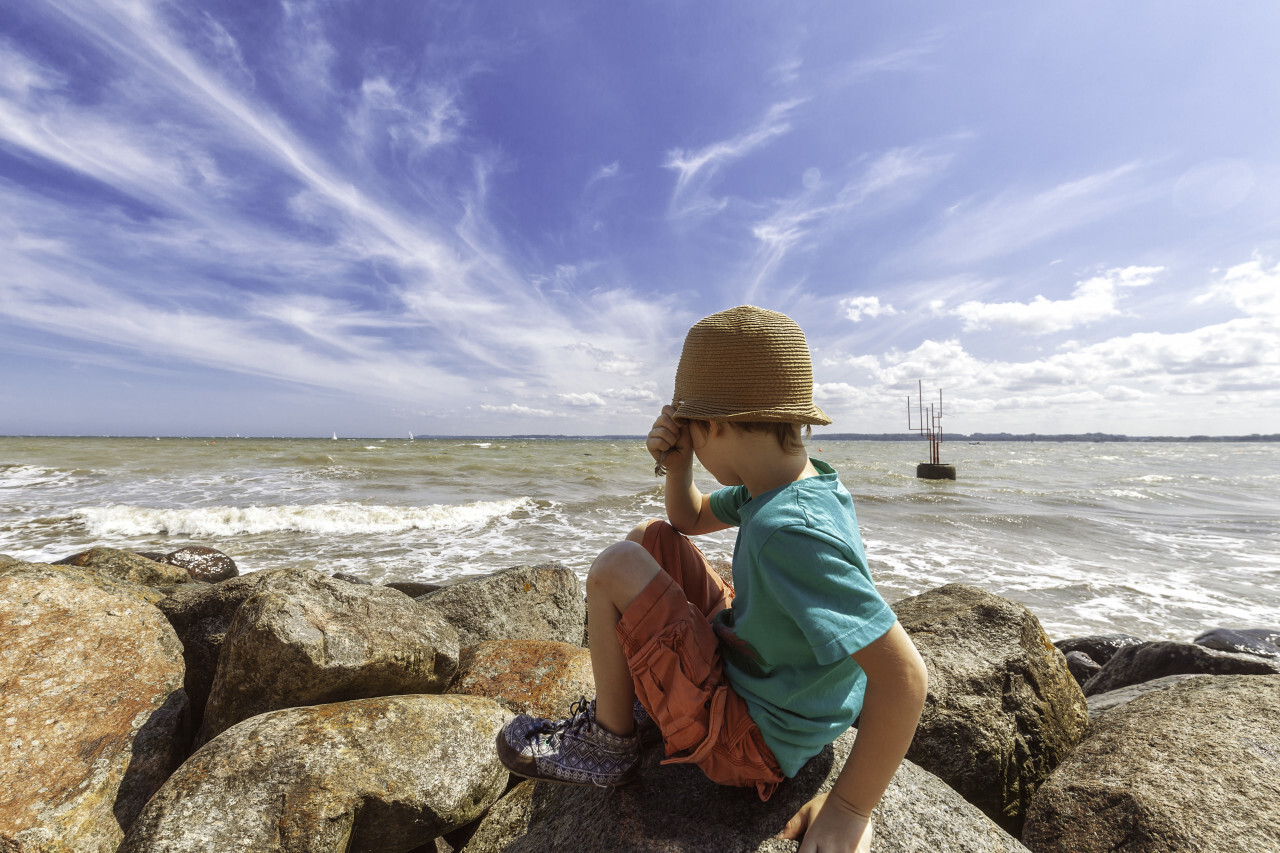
[448,640,595,718]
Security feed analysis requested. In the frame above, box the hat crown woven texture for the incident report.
[673,305,831,425]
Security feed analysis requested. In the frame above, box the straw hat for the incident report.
[672,305,831,425]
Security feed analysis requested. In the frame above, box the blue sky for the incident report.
[2,1,1278,437]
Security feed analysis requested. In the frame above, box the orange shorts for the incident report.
[615,521,784,801]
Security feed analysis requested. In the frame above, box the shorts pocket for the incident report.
[632,613,721,757]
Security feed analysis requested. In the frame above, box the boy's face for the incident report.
[688,420,742,487]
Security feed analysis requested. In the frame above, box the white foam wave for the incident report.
[0,465,78,489]
[75,497,534,537]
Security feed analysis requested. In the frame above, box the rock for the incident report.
[155,570,287,735]
[1062,650,1100,687]
[0,556,166,605]
[1023,675,1280,852]
[386,580,444,598]
[199,567,459,742]
[1081,640,1280,696]
[55,546,191,587]
[458,727,1028,852]
[1052,633,1143,666]
[447,639,595,718]
[159,546,238,582]
[417,563,586,647]
[332,571,372,585]
[121,694,508,853]
[0,566,188,852]
[894,584,1088,836]
[1084,673,1207,719]
[1193,626,1280,658]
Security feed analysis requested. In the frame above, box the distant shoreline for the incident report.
[3,432,1279,443]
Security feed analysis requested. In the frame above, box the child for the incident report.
[497,306,927,852]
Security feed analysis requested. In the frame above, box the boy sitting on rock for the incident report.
[498,306,928,852]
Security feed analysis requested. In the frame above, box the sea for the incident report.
[2,435,1277,644]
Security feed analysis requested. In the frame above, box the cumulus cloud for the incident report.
[953,266,1162,334]
[1194,257,1280,318]
[558,392,606,408]
[841,295,897,322]
[480,403,555,417]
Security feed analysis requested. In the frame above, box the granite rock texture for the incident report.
[1023,675,1280,852]
[894,583,1088,835]
[121,694,508,853]
[199,567,459,742]
[1,566,188,852]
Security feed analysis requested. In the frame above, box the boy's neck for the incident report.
[720,427,818,497]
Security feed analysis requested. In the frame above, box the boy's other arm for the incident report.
[646,405,729,535]
[780,621,928,852]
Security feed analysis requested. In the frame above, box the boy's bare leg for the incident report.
[586,525,661,737]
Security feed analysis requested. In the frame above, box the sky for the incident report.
[2,1,1279,438]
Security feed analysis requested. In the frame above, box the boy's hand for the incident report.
[646,405,691,472]
[779,792,873,853]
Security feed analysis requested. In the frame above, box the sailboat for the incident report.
[332,431,338,440]
[408,431,415,441]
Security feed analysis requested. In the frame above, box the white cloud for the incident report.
[1194,257,1280,318]
[558,392,606,408]
[480,403,555,417]
[953,266,1162,334]
[841,295,898,322]
[663,99,805,219]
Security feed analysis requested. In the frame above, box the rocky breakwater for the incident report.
[2,544,1278,852]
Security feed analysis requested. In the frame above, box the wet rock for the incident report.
[458,727,1028,853]
[199,567,459,742]
[1062,650,1100,687]
[447,639,595,718]
[1023,675,1280,852]
[417,563,586,647]
[0,566,188,852]
[894,584,1088,836]
[1052,633,1143,667]
[55,546,191,587]
[1193,626,1280,658]
[1081,640,1280,696]
[121,695,508,853]
[159,546,238,582]
[332,571,371,585]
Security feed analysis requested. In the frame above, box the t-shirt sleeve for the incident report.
[709,484,750,527]
[758,526,898,665]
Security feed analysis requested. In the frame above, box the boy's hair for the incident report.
[686,418,811,455]
[726,420,811,455]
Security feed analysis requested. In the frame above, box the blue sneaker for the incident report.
[497,698,640,787]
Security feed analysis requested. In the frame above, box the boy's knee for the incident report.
[625,518,661,545]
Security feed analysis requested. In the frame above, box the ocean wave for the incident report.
[74,497,534,537]
[0,464,82,490]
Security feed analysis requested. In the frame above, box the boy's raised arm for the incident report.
[780,621,927,852]
[646,405,727,536]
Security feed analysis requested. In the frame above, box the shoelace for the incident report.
[535,697,592,748]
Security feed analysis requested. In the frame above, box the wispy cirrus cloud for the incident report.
[663,98,806,219]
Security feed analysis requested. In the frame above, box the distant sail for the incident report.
[332,431,338,440]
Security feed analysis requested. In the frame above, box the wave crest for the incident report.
[75,497,534,537]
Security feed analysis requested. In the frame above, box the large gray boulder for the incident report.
[54,546,191,587]
[417,563,586,647]
[457,727,1028,852]
[155,569,288,735]
[1023,675,1280,852]
[894,584,1088,835]
[0,566,188,852]
[199,567,459,742]
[1,555,168,605]
[1081,640,1280,696]
[121,694,508,853]
[447,639,595,718]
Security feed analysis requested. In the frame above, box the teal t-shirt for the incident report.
[708,458,897,777]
